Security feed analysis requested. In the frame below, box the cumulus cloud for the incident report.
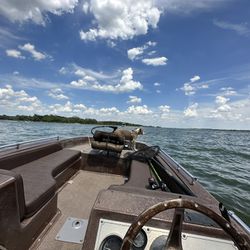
[214,95,231,113]
[154,82,160,86]
[180,83,196,96]
[127,96,142,104]
[126,105,152,115]
[49,101,73,113]
[0,0,78,25]
[99,107,120,115]
[79,0,161,41]
[70,67,143,93]
[0,85,42,112]
[213,20,250,36]
[142,57,168,66]
[180,75,209,95]
[49,101,121,117]
[19,43,46,61]
[215,95,229,105]
[159,105,170,113]
[6,49,25,59]
[184,103,198,117]
[208,95,235,120]
[48,88,69,100]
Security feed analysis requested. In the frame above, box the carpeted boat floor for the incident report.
[36,170,124,250]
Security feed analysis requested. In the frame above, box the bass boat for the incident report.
[0,126,249,250]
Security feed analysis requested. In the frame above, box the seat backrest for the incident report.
[0,143,62,170]
[0,169,26,221]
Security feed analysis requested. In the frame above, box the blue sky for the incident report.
[0,0,250,129]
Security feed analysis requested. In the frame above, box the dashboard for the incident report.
[94,219,237,250]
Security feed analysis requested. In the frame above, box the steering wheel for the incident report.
[126,145,160,162]
[121,198,250,250]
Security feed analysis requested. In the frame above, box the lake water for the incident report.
[0,120,249,225]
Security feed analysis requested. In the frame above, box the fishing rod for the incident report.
[147,159,168,191]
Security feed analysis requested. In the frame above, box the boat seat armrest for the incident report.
[0,169,26,221]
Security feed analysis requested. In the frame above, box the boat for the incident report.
[0,126,249,250]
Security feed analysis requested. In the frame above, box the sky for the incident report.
[0,0,250,129]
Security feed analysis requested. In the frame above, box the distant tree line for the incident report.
[0,114,141,127]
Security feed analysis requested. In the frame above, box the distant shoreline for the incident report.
[0,115,249,131]
[0,114,141,127]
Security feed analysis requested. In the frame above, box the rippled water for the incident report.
[0,120,249,225]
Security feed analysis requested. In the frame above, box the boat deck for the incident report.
[35,170,124,250]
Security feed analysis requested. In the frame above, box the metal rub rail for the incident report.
[0,136,60,151]
[228,210,250,234]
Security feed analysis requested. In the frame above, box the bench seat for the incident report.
[13,148,81,218]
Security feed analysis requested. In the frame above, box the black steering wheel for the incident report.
[121,198,250,250]
[126,145,160,162]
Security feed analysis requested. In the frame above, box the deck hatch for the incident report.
[55,217,88,244]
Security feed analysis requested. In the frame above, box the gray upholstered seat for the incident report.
[12,149,81,218]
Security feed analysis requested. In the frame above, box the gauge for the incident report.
[150,235,168,250]
[100,235,122,250]
[132,229,147,249]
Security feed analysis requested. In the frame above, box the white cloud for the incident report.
[1,85,249,129]
[19,43,46,61]
[127,95,142,104]
[79,0,161,41]
[213,20,250,36]
[6,49,25,59]
[127,41,161,61]
[190,75,200,82]
[70,67,143,93]
[180,75,209,95]
[207,94,237,120]
[0,0,78,25]
[84,75,96,82]
[99,107,120,115]
[146,41,157,47]
[82,2,89,14]
[180,83,196,96]
[127,47,144,60]
[48,88,69,100]
[50,101,73,113]
[215,95,229,105]
[220,87,237,96]
[0,85,42,113]
[184,103,198,117]
[142,57,168,66]
[217,104,231,112]
[148,50,157,56]
[159,105,170,118]
[154,82,160,86]
[159,105,170,113]
[107,40,116,48]
[126,105,152,115]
